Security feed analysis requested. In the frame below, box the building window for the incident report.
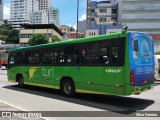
[99,9,107,13]
[99,18,106,22]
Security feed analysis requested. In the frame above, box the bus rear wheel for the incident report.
[17,76,24,87]
[61,79,75,97]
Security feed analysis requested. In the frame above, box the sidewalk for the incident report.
[0,70,7,75]
[0,102,44,120]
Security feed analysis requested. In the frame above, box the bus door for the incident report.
[79,38,125,95]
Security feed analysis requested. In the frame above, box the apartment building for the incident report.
[9,0,56,28]
[39,0,52,12]
[19,24,63,46]
[86,0,122,37]
[48,7,60,26]
[117,0,160,34]
[0,0,3,20]
[9,0,39,29]
[32,10,48,24]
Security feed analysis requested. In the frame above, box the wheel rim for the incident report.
[64,83,72,94]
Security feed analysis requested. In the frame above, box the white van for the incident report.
[154,55,159,80]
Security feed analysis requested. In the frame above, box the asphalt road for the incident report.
[0,70,160,120]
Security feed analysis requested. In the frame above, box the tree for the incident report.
[0,35,6,41]
[70,26,75,31]
[51,35,61,43]
[0,22,13,41]
[4,19,9,25]
[5,29,19,44]
[28,33,49,46]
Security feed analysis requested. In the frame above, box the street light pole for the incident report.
[100,17,101,35]
[76,0,79,39]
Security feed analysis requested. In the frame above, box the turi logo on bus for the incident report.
[42,67,54,77]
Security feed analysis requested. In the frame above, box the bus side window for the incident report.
[9,54,15,65]
[28,51,40,64]
[43,49,53,64]
[52,50,58,64]
[59,49,65,64]
[65,46,80,65]
[17,52,23,64]
[99,42,110,65]
[81,42,110,65]
[99,48,109,65]
[23,52,29,64]
[111,46,118,65]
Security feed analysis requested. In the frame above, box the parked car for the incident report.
[0,66,6,70]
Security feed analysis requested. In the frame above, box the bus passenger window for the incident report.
[111,46,118,65]
[28,51,40,64]
[43,49,53,64]
[9,57,15,64]
[59,50,65,63]
[99,47,110,65]
[52,51,58,64]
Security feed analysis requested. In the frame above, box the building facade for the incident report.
[59,25,70,40]
[9,0,39,29]
[0,0,3,20]
[86,0,122,37]
[68,32,83,40]
[9,0,55,29]
[117,0,160,34]
[48,8,60,26]
[78,20,86,36]
[39,0,52,12]
[32,10,48,24]
[19,24,63,47]
[115,0,160,53]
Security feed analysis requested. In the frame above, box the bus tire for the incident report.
[61,79,75,97]
[17,76,24,87]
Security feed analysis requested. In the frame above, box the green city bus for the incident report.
[7,31,154,97]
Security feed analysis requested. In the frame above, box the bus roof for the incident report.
[11,32,127,52]
[10,31,152,53]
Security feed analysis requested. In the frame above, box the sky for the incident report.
[3,0,104,28]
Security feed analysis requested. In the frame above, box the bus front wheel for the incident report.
[61,79,75,97]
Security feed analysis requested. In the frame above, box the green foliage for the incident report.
[70,26,75,31]
[5,29,19,44]
[4,19,9,24]
[51,35,61,43]
[0,35,6,41]
[0,21,17,43]
[28,33,49,46]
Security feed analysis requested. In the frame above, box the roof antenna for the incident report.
[122,26,128,34]
[123,26,128,31]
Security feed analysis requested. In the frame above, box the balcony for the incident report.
[90,21,97,26]
[90,1,97,8]
[90,12,97,17]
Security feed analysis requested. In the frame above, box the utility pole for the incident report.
[76,0,79,39]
